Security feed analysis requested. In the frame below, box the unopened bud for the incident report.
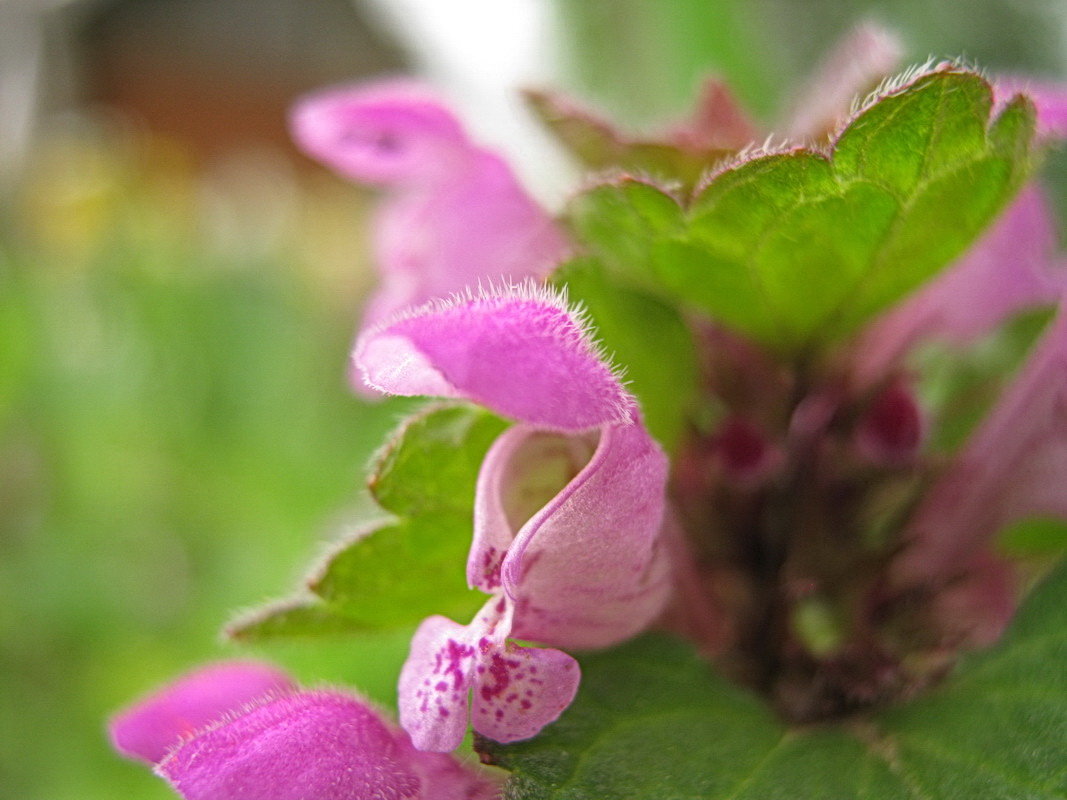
[855,382,924,466]
[714,417,782,486]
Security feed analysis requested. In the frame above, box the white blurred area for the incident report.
[0,0,574,204]
[363,0,574,202]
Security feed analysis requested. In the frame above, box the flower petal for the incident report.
[355,285,636,431]
[359,153,568,331]
[852,184,1062,385]
[289,81,470,184]
[470,643,580,744]
[469,426,597,592]
[108,661,295,764]
[496,423,673,649]
[786,22,903,139]
[157,690,485,800]
[399,597,582,751]
[398,615,482,753]
[292,82,568,344]
[894,302,1067,584]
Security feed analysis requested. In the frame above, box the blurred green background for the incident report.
[1,1,1064,797]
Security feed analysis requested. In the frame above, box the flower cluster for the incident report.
[111,23,1067,798]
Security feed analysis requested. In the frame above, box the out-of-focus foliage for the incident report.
[0,120,411,800]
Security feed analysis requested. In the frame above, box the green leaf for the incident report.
[308,514,485,626]
[553,257,700,451]
[482,559,1067,799]
[998,517,1067,558]
[569,69,1037,356]
[370,403,508,517]
[229,404,504,638]
[225,596,373,641]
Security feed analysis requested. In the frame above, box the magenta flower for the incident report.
[355,284,673,750]
[290,81,569,361]
[109,661,500,800]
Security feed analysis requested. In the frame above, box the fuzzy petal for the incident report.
[157,690,495,800]
[895,303,1067,584]
[399,598,581,751]
[290,81,470,185]
[355,286,636,431]
[787,22,903,139]
[995,76,1067,140]
[398,615,483,753]
[488,423,672,649]
[853,185,1061,385]
[470,643,580,744]
[109,661,295,765]
[360,152,568,331]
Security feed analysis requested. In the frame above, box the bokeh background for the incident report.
[2,1,1065,797]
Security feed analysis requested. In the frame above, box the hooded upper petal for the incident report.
[354,285,636,431]
[108,661,295,764]
[291,82,568,342]
[472,423,673,649]
[290,81,470,185]
[852,184,1062,385]
[157,690,499,800]
[894,300,1067,585]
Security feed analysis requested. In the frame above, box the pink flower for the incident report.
[290,80,569,383]
[893,299,1067,587]
[109,661,499,800]
[355,284,673,750]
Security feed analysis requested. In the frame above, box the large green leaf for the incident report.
[553,257,700,451]
[569,69,1036,356]
[481,559,1067,799]
[228,404,505,640]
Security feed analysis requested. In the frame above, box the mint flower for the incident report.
[112,22,1067,800]
[355,285,672,750]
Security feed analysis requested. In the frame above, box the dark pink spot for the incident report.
[521,700,532,710]
[479,651,512,702]
[435,681,449,692]
[440,639,475,690]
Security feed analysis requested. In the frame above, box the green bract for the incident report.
[567,69,1036,356]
